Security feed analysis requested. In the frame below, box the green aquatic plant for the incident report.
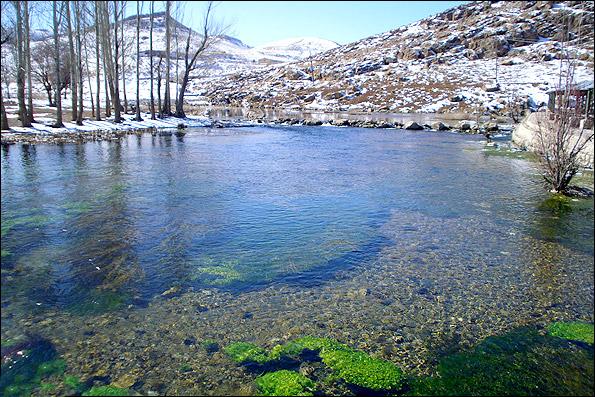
[548,321,594,344]
[192,259,245,286]
[269,336,404,391]
[62,201,92,216]
[39,382,57,393]
[63,375,83,392]
[538,194,573,215]
[319,348,404,391]
[254,370,315,396]
[224,342,270,364]
[36,359,66,377]
[66,290,127,315]
[1,214,51,238]
[1,249,11,258]
[407,327,594,396]
[82,385,131,396]
[179,364,193,372]
[269,336,349,360]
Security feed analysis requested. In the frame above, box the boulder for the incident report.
[458,121,472,131]
[404,121,424,130]
[485,122,499,132]
[431,121,450,131]
[450,94,464,102]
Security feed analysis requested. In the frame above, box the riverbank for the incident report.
[1,110,513,145]
[0,113,259,145]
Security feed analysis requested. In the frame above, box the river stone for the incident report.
[404,121,424,130]
[432,122,450,131]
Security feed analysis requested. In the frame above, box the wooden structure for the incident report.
[548,80,594,128]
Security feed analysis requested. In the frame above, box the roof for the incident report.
[547,80,594,93]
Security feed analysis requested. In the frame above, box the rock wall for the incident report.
[512,112,594,168]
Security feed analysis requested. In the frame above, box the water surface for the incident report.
[1,126,593,395]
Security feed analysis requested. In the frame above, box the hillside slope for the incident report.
[198,1,594,115]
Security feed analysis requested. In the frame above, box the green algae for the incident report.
[548,322,594,344]
[230,336,404,391]
[255,370,315,396]
[319,348,404,391]
[65,289,127,316]
[36,359,66,377]
[1,214,51,238]
[481,146,538,161]
[62,200,92,216]
[269,336,348,360]
[39,382,57,393]
[191,259,245,286]
[82,385,131,396]
[224,342,270,364]
[1,249,11,258]
[63,375,84,392]
[407,327,594,396]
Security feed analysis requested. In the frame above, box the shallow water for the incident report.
[1,126,593,395]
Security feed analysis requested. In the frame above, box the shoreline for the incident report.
[0,111,512,145]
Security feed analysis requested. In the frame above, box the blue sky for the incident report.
[144,1,467,47]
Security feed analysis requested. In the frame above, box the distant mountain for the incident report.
[199,0,594,114]
[255,37,339,62]
[26,13,337,79]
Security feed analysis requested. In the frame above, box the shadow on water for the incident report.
[409,327,594,396]
[531,194,594,256]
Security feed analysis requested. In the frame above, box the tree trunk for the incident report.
[149,0,155,120]
[66,0,77,121]
[157,56,163,118]
[134,0,142,121]
[82,5,95,119]
[121,1,128,114]
[75,0,84,125]
[163,0,171,116]
[15,1,32,127]
[24,0,35,123]
[1,85,9,131]
[175,73,189,118]
[113,0,122,123]
[53,0,64,127]
[95,0,101,120]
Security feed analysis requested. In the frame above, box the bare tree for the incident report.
[52,0,65,127]
[74,0,84,125]
[94,0,101,120]
[120,0,128,114]
[157,54,163,118]
[134,0,142,121]
[31,40,70,107]
[13,0,32,127]
[23,0,35,123]
[175,1,222,118]
[149,0,155,119]
[112,0,122,122]
[535,61,594,194]
[162,0,172,116]
[66,0,77,121]
[1,25,12,131]
[82,3,95,118]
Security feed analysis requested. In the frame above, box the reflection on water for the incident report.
[1,126,593,395]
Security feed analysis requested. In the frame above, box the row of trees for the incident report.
[0,0,220,131]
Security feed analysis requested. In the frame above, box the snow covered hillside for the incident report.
[198,1,594,114]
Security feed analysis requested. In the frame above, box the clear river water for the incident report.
[1,125,593,396]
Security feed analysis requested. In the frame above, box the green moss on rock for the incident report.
[224,342,270,364]
[82,385,130,396]
[548,321,594,344]
[319,348,404,391]
[255,370,315,396]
